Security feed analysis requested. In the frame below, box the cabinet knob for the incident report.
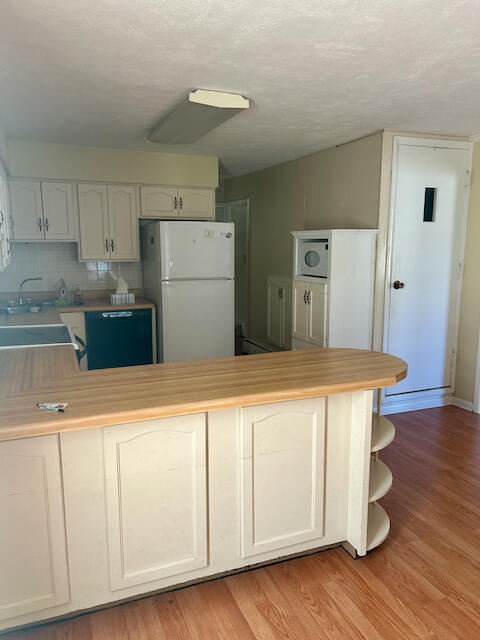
[393,280,405,289]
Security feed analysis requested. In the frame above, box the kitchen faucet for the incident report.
[18,277,42,305]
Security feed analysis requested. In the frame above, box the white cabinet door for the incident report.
[307,282,328,347]
[267,281,283,347]
[107,185,139,261]
[178,188,214,219]
[41,182,76,241]
[78,184,110,260]
[267,279,292,348]
[103,415,208,591]
[240,397,326,558]
[140,186,178,218]
[282,283,292,348]
[292,280,308,343]
[9,180,44,241]
[0,435,70,621]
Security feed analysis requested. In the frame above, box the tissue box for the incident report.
[110,293,135,305]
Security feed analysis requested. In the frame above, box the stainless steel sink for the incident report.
[5,305,31,314]
[0,324,78,349]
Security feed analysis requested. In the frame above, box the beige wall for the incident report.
[7,140,218,188]
[0,123,8,170]
[455,142,480,404]
[223,132,383,341]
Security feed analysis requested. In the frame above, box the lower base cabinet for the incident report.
[0,391,376,632]
[103,415,207,591]
[0,436,70,622]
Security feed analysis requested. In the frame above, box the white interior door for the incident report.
[386,141,471,396]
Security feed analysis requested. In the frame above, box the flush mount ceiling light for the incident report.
[148,89,250,144]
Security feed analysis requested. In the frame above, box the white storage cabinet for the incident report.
[78,184,139,261]
[291,229,377,350]
[266,276,292,348]
[140,186,214,220]
[9,180,77,242]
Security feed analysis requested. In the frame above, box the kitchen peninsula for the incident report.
[0,312,406,632]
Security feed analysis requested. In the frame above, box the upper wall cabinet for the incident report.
[178,188,214,219]
[140,186,178,217]
[41,183,77,241]
[78,184,139,261]
[9,180,77,242]
[140,186,214,220]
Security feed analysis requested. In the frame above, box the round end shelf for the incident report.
[367,502,390,551]
[369,458,393,502]
[371,415,395,453]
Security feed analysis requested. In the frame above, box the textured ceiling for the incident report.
[1,0,480,176]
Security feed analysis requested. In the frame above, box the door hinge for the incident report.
[458,263,464,280]
[465,169,471,188]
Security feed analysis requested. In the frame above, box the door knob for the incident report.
[393,280,405,289]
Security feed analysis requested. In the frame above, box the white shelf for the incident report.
[369,458,393,502]
[371,415,395,452]
[367,502,390,551]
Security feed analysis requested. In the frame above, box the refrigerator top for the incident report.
[154,221,235,280]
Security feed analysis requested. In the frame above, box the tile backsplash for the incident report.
[0,243,143,294]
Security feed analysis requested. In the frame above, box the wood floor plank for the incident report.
[5,405,480,639]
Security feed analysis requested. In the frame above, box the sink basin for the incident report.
[0,324,77,349]
[5,305,31,314]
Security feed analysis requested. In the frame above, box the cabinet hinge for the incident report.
[465,169,471,188]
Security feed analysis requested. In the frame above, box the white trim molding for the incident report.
[452,397,474,412]
[474,327,480,414]
[381,392,453,415]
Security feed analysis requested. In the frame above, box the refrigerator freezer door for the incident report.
[161,280,234,362]
[160,221,234,280]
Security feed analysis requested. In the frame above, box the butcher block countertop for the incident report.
[0,346,407,442]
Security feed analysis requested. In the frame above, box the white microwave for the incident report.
[297,239,329,278]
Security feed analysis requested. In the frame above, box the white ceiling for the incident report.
[1,0,480,176]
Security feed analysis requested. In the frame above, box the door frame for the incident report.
[379,136,472,414]
[215,198,250,336]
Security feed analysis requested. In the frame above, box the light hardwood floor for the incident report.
[5,406,480,639]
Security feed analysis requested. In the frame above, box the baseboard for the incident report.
[381,393,453,415]
[452,396,474,412]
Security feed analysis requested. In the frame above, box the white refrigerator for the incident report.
[141,221,235,363]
